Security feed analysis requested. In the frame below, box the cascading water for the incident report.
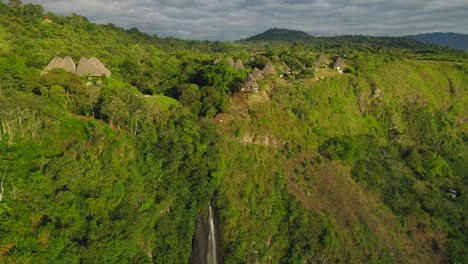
[190,204,221,264]
[206,205,218,264]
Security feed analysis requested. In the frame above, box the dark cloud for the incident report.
[24,0,468,40]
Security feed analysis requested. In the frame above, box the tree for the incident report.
[8,0,22,8]
[101,96,129,128]
[23,4,44,19]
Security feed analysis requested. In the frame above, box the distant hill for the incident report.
[243,28,312,41]
[406,32,468,51]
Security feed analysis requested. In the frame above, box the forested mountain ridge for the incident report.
[406,32,468,51]
[243,27,468,53]
[0,2,467,263]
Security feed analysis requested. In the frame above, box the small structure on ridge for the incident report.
[263,62,276,76]
[233,59,246,70]
[251,67,264,80]
[226,57,235,67]
[315,54,330,68]
[332,57,346,73]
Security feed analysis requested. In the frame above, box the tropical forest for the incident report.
[0,1,467,263]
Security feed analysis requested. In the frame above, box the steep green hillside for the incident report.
[0,2,466,263]
[215,59,467,263]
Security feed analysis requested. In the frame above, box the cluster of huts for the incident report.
[43,56,111,77]
[220,54,346,93]
[213,57,277,92]
[316,54,347,73]
[242,62,276,92]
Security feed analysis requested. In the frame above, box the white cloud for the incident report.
[23,0,468,40]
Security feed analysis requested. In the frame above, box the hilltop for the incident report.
[406,32,468,51]
[241,28,463,53]
[0,2,467,263]
[243,27,313,41]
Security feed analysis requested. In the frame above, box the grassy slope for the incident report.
[215,59,467,262]
[144,94,180,111]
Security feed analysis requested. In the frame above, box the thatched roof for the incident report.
[213,57,222,65]
[251,67,264,80]
[233,59,245,70]
[263,62,276,75]
[247,73,256,82]
[76,57,111,77]
[62,56,77,73]
[332,57,346,69]
[316,54,329,67]
[43,56,62,72]
[226,57,235,67]
[243,80,259,92]
[89,57,111,77]
[43,56,76,73]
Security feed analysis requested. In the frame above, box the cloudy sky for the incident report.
[24,0,468,40]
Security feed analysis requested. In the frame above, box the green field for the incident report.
[144,94,181,111]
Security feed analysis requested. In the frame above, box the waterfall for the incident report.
[190,204,221,264]
[207,204,218,264]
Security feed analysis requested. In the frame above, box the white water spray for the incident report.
[207,204,218,264]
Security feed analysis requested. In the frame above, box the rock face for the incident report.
[190,204,222,264]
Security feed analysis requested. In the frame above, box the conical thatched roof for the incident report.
[43,56,76,73]
[242,80,259,92]
[76,57,96,76]
[332,57,346,69]
[43,56,62,72]
[233,59,245,70]
[89,57,111,77]
[77,57,111,77]
[316,54,329,67]
[226,57,235,67]
[263,62,276,75]
[213,57,222,65]
[61,56,77,73]
[251,67,264,80]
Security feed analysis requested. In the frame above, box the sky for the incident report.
[23,0,468,40]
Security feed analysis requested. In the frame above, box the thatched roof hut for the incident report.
[233,59,245,70]
[62,56,77,73]
[251,67,264,80]
[213,57,222,65]
[246,73,256,82]
[43,56,76,73]
[332,57,346,73]
[263,62,276,75]
[242,80,259,92]
[43,56,62,73]
[76,57,111,77]
[315,54,330,68]
[89,57,111,77]
[226,57,235,67]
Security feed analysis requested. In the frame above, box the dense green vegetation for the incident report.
[0,1,467,263]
